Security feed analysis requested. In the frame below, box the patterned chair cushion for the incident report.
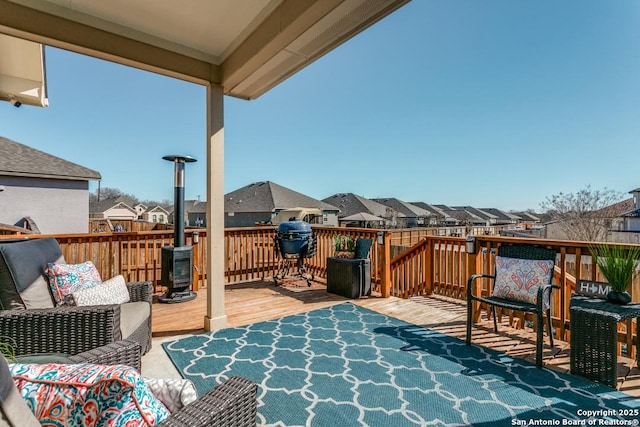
[72,275,130,306]
[491,256,555,308]
[9,362,169,427]
[45,261,102,306]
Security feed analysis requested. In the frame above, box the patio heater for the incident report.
[159,155,197,303]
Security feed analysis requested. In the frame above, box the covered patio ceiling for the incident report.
[0,0,409,100]
[0,0,410,332]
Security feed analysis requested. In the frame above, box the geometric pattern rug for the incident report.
[162,302,640,427]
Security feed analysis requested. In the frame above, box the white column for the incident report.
[204,82,227,331]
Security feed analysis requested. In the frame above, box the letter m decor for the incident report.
[576,280,611,299]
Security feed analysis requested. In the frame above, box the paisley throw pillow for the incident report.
[10,362,169,426]
[491,256,554,308]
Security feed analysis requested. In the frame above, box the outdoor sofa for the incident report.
[0,237,152,356]
[1,339,258,427]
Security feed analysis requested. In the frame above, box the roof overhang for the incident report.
[0,33,48,107]
[0,0,409,100]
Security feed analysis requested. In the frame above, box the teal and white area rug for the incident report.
[163,303,639,427]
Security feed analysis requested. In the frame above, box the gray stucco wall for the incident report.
[0,176,90,234]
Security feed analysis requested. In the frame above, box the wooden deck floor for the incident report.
[152,279,640,397]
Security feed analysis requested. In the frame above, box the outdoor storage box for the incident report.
[326,257,371,299]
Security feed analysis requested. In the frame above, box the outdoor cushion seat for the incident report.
[0,237,153,356]
[466,244,558,368]
[0,340,258,427]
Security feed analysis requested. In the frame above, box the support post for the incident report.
[204,82,227,331]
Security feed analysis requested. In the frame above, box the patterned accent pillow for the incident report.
[46,261,102,306]
[9,362,170,426]
[491,256,555,308]
[143,377,198,413]
[72,275,130,306]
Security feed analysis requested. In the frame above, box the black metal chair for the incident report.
[466,244,558,367]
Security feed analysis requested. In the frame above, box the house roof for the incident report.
[372,198,429,218]
[90,195,136,214]
[452,206,497,221]
[410,202,445,218]
[598,198,635,218]
[0,136,101,181]
[480,208,521,222]
[225,181,336,213]
[185,200,207,214]
[513,211,541,222]
[0,0,409,101]
[322,193,393,218]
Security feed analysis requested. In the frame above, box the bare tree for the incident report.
[540,185,623,242]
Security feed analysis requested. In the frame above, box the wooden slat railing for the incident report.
[3,229,637,358]
[390,235,639,359]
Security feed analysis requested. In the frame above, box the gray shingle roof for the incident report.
[322,193,392,218]
[0,136,101,181]
[372,198,429,218]
[225,181,337,213]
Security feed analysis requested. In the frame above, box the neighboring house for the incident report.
[224,181,339,227]
[440,207,487,227]
[513,211,542,227]
[142,206,170,224]
[0,136,101,234]
[90,196,138,221]
[480,208,521,226]
[620,188,640,232]
[322,193,402,228]
[372,198,430,228]
[452,206,497,226]
[90,195,170,231]
[410,202,446,226]
[185,199,207,227]
[544,196,634,242]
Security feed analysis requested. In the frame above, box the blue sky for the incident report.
[2,0,639,212]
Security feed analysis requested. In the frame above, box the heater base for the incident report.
[158,290,197,304]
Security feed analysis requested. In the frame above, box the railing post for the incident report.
[466,241,482,323]
[425,237,434,295]
[379,231,391,297]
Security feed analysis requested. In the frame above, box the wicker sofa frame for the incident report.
[3,339,258,427]
[0,237,153,355]
[466,244,559,368]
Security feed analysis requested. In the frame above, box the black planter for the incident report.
[606,290,632,305]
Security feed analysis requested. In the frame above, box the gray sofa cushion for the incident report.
[120,302,150,341]
[0,238,62,310]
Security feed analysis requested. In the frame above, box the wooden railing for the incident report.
[3,229,637,358]
[390,235,640,359]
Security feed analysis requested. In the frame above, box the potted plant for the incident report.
[589,244,640,305]
[334,235,355,258]
[0,336,16,363]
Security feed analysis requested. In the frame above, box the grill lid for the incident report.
[277,220,312,234]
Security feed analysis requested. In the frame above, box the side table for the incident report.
[569,294,640,388]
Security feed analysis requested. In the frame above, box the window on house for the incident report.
[159,214,164,222]
[153,214,157,222]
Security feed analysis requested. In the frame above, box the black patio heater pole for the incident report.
[159,154,197,303]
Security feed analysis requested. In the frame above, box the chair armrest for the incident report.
[62,340,142,372]
[467,274,495,299]
[0,305,121,356]
[158,376,257,427]
[127,281,153,304]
